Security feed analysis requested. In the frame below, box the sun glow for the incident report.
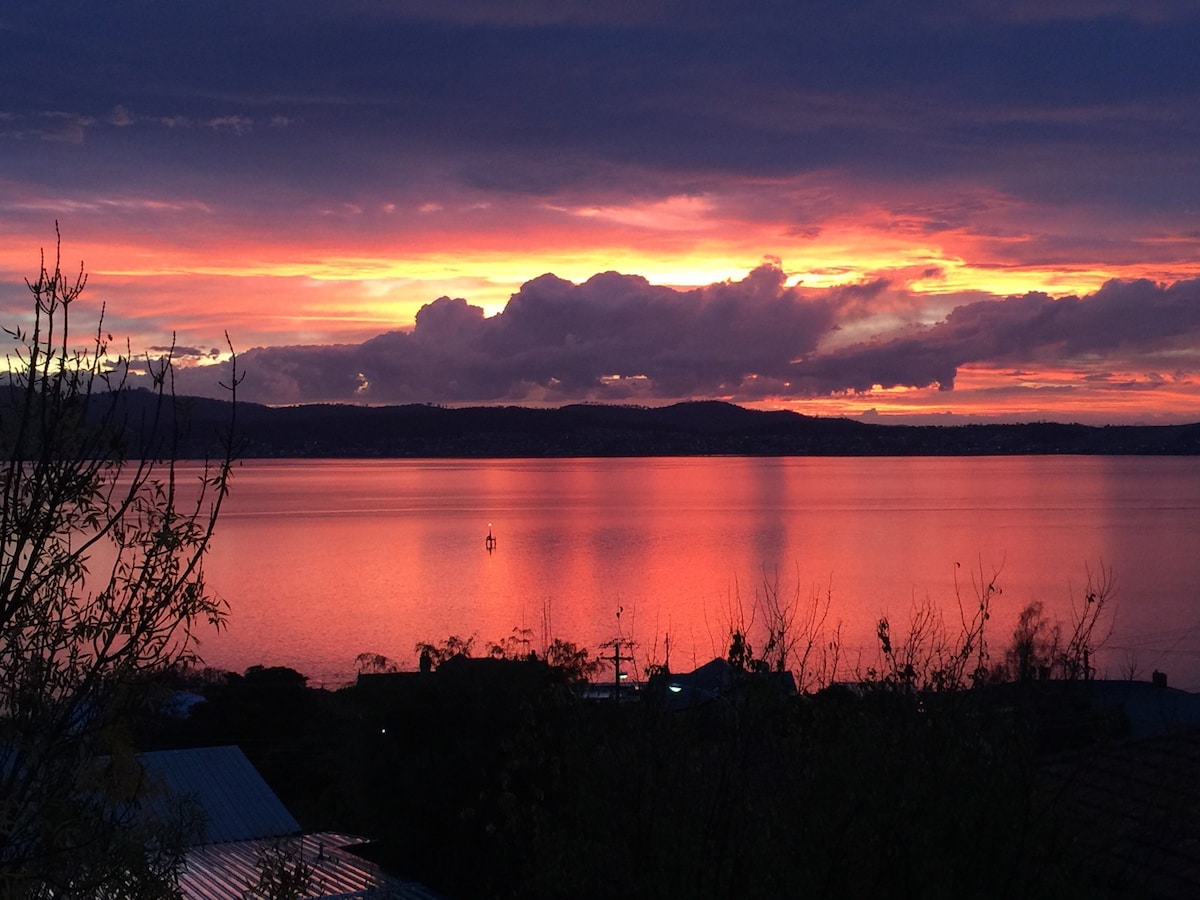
[6,180,1200,422]
[769,364,1200,424]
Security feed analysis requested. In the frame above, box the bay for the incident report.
[198,456,1200,689]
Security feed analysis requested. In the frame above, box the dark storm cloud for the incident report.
[794,278,1200,393]
[5,0,1199,209]
[173,272,1200,407]
[183,266,839,404]
[202,343,365,406]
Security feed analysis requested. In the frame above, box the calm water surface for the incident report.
[199,457,1200,688]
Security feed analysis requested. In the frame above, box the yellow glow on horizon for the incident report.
[754,363,1200,424]
[96,252,1126,301]
[16,209,1197,320]
[915,263,1160,299]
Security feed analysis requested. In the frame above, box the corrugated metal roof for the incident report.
[135,748,441,898]
[178,832,443,900]
[138,745,301,845]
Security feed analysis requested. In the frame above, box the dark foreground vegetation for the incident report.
[138,618,1192,900]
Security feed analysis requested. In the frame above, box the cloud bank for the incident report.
[174,269,1200,411]
[795,278,1200,394]
[188,266,834,404]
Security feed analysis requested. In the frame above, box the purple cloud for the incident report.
[794,278,1200,393]
[176,265,839,404]
[171,273,1200,406]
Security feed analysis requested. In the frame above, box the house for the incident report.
[646,657,797,711]
[1042,726,1200,898]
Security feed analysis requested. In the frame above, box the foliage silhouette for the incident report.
[0,231,239,894]
[152,563,1132,900]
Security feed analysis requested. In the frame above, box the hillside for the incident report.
[97,395,1200,458]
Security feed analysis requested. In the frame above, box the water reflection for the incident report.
[202,457,1200,689]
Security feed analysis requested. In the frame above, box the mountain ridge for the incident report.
[108,394,1200,458]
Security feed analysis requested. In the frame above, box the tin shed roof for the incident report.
[178,832,442,900]
[138,745,300,845]
[135,748,442,898]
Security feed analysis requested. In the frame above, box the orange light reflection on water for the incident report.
[196,458,1200,690]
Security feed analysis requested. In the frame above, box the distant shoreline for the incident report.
[120,395,1200,458]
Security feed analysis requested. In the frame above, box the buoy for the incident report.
[485,523,496,551]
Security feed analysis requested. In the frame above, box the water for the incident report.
[196,456,1200,689]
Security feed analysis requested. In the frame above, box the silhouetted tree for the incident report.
[0,230,239,894]
[413,633,476,668]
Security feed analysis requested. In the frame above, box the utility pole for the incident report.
[606,638,635,703]
[602,606,635,704]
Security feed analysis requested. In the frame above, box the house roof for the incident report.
[178,832,442,900]
[1084,680,1200,741]
[137,747,443,898]
[1043,726,1200,898]
[138,745,300,845]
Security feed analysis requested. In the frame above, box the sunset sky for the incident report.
[4,1,1200,422]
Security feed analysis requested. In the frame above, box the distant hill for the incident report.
[98,394,1200,458]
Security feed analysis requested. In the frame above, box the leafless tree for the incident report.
[0,230,239,895]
